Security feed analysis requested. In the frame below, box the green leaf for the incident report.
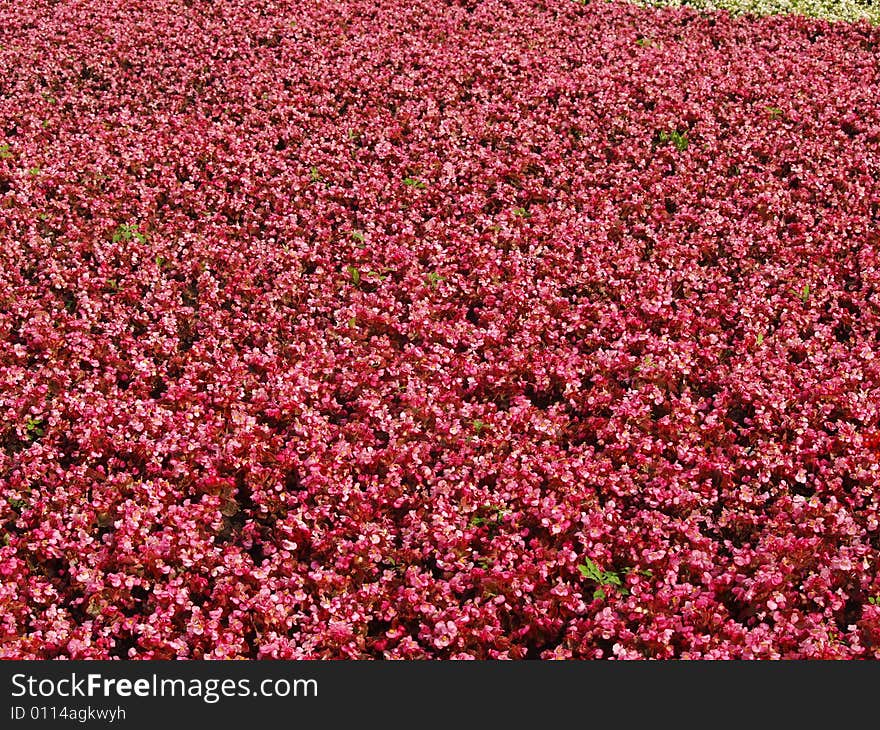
[403,176,426,189]
[578,559,604,583]
[658,129,688,151]
[579,557,629,598]
[111,223,146,245]
[512,206,529,218]
[670,130,688,151]
[350,230,365,243]
[346,265,361,286]
[7,497,28,512]
[593,588,606,600]
[426,272,443,288]
[24,416,44,441]
[309,166,322,183]
[0,143,12,159]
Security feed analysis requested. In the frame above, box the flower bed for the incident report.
[1,0,880,658]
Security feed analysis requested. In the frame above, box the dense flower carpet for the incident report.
[1,0,879,658]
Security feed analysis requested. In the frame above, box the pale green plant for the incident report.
[636,0,879,24]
